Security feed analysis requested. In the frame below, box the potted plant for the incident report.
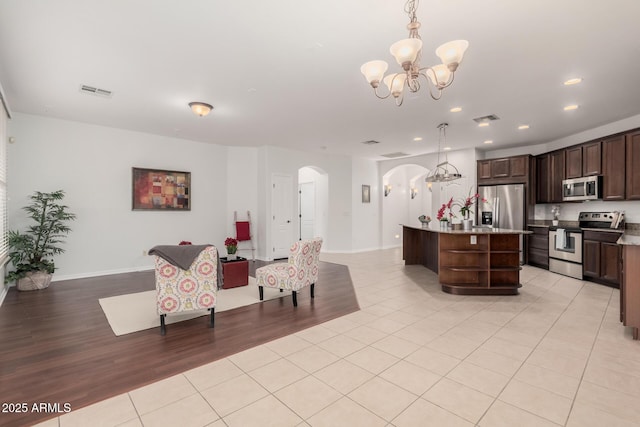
[6,190,76,291]
[224,237,238,260]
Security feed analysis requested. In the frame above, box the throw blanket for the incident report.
[148,244,214,270]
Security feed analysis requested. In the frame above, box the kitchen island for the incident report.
[403,225,531,295]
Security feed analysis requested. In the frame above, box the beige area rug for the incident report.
[99,277,292,336]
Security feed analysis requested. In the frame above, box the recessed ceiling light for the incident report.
[564,78,583,86]
[478,122,490,128]
[450,107,462,113]
[443,147,452,151]
[564,104,579,111]
[413,137,423,141]
[518,125,530,130]
[483,140,493,144]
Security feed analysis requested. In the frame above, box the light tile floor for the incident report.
[37,248,640,426]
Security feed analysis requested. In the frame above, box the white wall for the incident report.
[8,114,228,280]
[351,157,380,252]
[227,147,258,258]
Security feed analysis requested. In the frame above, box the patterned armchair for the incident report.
[255,238,323,307]
[153,245,218,335]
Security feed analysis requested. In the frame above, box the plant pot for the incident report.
[16,271,52,291]
[227,253,237,261]
[463,219,473,230]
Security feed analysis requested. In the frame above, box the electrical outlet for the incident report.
[470,235,477,245]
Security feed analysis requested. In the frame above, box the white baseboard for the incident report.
[52,266,155,283]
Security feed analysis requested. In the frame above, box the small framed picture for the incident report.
[362,185,371,203]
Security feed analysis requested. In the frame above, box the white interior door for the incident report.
[299,182,315,240]
[272,174,294,259]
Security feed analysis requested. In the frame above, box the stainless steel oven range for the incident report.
[549,227,583,279]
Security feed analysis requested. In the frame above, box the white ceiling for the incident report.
[1,0,639,160]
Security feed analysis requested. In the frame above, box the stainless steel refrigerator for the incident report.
[476,183,526,264]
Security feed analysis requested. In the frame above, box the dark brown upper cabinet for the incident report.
[603,134,626,201]
[565,146,583,179]
[582,140,602,176]
[626,130,640,200]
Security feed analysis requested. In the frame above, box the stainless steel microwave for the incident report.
[562,176,602,201]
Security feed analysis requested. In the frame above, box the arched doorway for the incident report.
[381,164,431,248]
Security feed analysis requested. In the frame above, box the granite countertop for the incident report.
[404,224,531,234]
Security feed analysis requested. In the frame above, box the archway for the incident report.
[381,164,431,248]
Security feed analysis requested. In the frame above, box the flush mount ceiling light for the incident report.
[360,0,469,106]
[189,102,213,117]
[450,107,463,113]
[425,123,462,183]
[518,124,530,130]
[564,77,583,86]
[564,104,579,111]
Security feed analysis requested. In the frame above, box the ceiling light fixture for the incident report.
[450,107,463,113]
[425,123,462,183]
[360,0,468,106]
[189,102,213,117]
[518,125,530,130]
[484,140,493,144]
[564,104,579,111]
[564,78,583,86]
[413,137,423,141]
[478,122,489,128]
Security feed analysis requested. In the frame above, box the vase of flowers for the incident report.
[551,205,560,226]
[437,198,454,230]
[225,237,238,260]
[454,189,481,230]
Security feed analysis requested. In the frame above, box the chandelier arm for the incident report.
[373,86,392,100]
[417,71,444,100]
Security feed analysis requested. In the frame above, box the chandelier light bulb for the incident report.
[426,64,452,88]
[360,60,389,86]
[384,73,407,97]
[390,38,423,67]
[435,40,469,71]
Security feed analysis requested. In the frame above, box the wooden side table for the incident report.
[220,256,249,289]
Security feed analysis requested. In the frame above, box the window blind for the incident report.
[0,104,7,264]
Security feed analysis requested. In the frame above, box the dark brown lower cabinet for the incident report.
[403,226,439,273]
[621,244,640,340]
[583,231,621,288]
[527,226,549,269]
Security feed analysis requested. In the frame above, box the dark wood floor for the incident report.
[0,260,359,427]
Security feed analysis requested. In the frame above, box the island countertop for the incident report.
[403,224,532,235]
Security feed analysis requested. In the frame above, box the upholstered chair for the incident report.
[152,245,218,335]
[255,238,323,307]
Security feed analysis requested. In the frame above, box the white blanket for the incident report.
[555,228,566,250]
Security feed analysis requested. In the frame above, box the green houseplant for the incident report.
[6,190,76,291]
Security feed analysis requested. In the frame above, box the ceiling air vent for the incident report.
[361,140,380,145]
[80,84,113,98]
[381,152,410,158]
[473,114,500,123]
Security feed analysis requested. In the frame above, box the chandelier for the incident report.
[360,0,468,106]
[425,123,461,182]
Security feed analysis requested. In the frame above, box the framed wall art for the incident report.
[132,167,191,211]
[362,185,371,203]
